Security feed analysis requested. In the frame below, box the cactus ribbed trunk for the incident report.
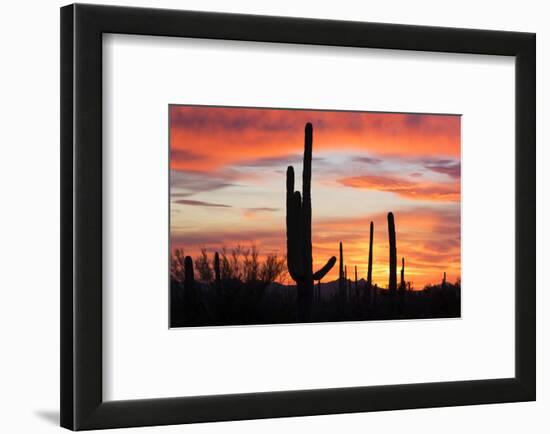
[286,123,336,322]
[388,212,397,293]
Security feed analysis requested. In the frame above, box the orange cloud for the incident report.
[242,207,280,220]
[170,105,460,172]
[338,175,460,202]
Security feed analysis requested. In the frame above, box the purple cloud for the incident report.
[174,199,232,208]
[170,170,236,194]
[425,161,461,179]
[354,156,383,165]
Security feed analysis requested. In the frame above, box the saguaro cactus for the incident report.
[400,257,405,291]
[286,123,336,321]
[388,212,397,293]
[354,265,358,298]
[214,252,221,294]
[344,265,351,300]
[339,241,344,297]
[184,255,196,304]
[398,256,406,314]
[366,221,374,301]
[442,272,447,290]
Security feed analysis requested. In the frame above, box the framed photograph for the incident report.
[168,104,462,328]
[61,3,536,430]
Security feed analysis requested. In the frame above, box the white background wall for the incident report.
[0,0,546,432]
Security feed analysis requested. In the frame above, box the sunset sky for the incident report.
[170,105,461,289]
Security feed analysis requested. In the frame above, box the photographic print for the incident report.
[169,105,461,327]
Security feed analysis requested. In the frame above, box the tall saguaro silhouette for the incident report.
[388,212,397,293]
[400,257,405,291]
[339,241,344,298]
[286,123,336,321]
[344,265,351,300]
[367,221,374,298]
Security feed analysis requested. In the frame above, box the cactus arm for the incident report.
[285,166,295,268]
[286,165,295,194]
[286,167,304,281]
[312,256,337,281]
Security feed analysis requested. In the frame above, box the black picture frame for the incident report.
[60,3,536,431]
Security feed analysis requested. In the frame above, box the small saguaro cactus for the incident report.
[400,257,406,291]
[367,221,373,290]
[184,255,196,304]
[398,256,406,314]
[344,264,347,299]
[442,272,447,290]
[388,212,397,293]
[286,123,337,321]
[345,266,351,300]
[214,252,221,294]
[354,265,358,298]
[338,241,344,294]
